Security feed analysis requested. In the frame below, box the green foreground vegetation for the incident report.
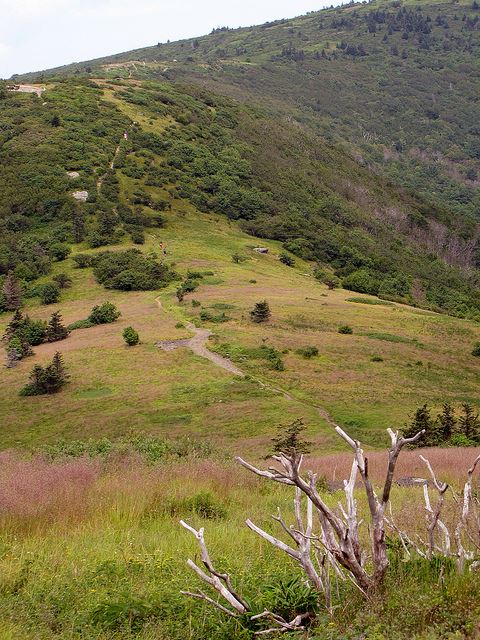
[1,0,480,637]
[0,439,480,640]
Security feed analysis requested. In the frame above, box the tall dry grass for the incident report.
[307,446,480,486]
[0,451,100,531]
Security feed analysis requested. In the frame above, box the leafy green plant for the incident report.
[279,252,295,267]
[295,346,319,359]
[88,302,121,325]
[67,318,95,331]
[39,283,60,305]
[123,326,139,346]
[338,325,353,334]
[200,310,230,323]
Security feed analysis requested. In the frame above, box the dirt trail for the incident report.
[8,84,45,97]
[96,130,128,191]
[154,297,337,426]
[155,299,244,376]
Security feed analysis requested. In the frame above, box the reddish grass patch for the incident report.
[306,446,480,486]
[0,451,100,528]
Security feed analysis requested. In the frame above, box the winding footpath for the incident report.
[154,297,337,427]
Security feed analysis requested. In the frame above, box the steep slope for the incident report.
[15,0,480,223]
[7,0,480,317]
[2,73,479,318]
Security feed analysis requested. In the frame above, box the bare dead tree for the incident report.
[237,426,424,592]
[180,424,425,636]
[180,520,311,635]
[180,426,480,633]
[388,453,480,571]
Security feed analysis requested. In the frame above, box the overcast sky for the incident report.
[0,0,344,79]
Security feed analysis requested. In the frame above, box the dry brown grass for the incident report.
[307,446,480,486]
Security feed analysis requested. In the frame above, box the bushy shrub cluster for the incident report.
[3,310,69,367]
[67,302,121,331]
[295,345,319,359]
[92,250,177,291]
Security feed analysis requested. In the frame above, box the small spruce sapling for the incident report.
[46,311,69,342]
[271,418,312,457]
[250,300,271,323]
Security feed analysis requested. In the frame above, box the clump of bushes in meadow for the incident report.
[3,310,69,367]
[73,250,178,291]
[214,342,285,371]
[20,352,69,396]
[295,345,319,359]
[67,302,121,330]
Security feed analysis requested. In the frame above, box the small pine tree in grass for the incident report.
[46,311,69,343]
[472,342,480,356]
[51,352,69,382]
[271,418,312,457]
[123,326,139,346]
[250,300,271,323]
[2,310,24,343]
[20,352,69,396]
[2,271,22,310]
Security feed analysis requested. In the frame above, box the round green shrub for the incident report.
[338,325,353,334]
[123,326,139,346]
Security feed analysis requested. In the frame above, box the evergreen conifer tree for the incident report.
[436,403,456,442]
[403,404,434,446]
[459,404,480,442]
[2,310,24,343]
[46,311,69,342]
[250,300,271,323]
[2,272,22,310]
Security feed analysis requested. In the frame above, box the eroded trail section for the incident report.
[154,297,337,426]
[156,322,244,376]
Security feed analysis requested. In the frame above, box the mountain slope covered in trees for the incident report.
[5,0,480,318]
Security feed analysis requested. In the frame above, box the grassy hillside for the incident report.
[1,71,480,449]
[2,4,480,638]
[5,2,480,319]
[1,194,479,451]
